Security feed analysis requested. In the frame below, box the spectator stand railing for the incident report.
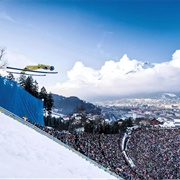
[0,106,123,180]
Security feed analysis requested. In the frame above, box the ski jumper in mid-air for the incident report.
[22,64,55,73]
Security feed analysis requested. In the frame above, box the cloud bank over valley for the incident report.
[50,50,180,101]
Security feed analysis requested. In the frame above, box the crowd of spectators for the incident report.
[126,127,180,179]
[51,131,129,179]
[28,119,180,180]
[32,121,130,179]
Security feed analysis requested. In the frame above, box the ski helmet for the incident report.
[50,66,54,71]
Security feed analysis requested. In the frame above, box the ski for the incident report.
[6,66,58,74]
[7,71,46,76]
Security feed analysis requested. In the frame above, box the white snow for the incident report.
[0,112,118,179]
[163,93,177,97]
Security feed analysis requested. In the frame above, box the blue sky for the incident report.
[0,0,180,101]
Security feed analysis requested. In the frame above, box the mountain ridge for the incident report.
[52,94,101,115]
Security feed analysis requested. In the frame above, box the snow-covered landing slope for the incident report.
[0,112,118,179]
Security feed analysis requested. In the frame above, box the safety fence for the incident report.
[0,76,44,125]
[0,106,124,180]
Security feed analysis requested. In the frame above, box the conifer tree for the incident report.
[46,92,54,117]
[24,76,34,95]
[39,86,48,116]
[18,74,27,88]
[32,80,39,98]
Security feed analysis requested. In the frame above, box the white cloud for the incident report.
[0,12,16,23]
[67,61,101,84]
[169,49,180,68]
[3,49,180,101]
[50,50,180,101]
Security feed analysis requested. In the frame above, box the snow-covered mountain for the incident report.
[99,54,155,80]
[161,93,177,99]
[0,112,118,179]
[125,61,154,75]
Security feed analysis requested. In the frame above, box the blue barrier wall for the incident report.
[0,76,44,126]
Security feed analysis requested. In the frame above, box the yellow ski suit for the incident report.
[22,64,54,73]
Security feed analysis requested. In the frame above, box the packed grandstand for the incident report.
[31,121,180,179]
